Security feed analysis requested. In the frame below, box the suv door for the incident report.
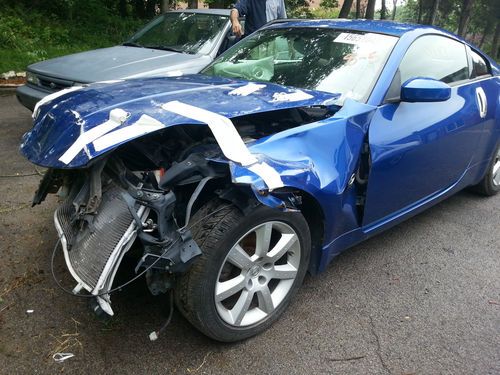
[362,34,490,226]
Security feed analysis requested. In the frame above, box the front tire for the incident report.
[175,199,311,342]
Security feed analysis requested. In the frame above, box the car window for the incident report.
[202,28,398,105]
[127,12,228,55]
[399,35,469,85]
[470,49,490,79]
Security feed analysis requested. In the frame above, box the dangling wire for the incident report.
[148,289,174,341]
[50,202,233,340]
[50,204,233,298]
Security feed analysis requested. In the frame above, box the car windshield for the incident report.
[126,12,228,55]
[202,27,398,104]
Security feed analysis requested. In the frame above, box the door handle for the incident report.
[475,87,487,119]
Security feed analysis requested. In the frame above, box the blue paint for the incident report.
[20,21,500,275]
[401,78,451,102]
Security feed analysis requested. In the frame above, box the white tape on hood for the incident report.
[161,101,284,190]
[93,114,165,152]
[162,101,257,166]
[58,108,129,164]
[33,86,84,119]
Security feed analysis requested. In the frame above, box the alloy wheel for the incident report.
[214,221,301,327]
[492,147,500,186]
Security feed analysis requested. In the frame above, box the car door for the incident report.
[362,34,489,226]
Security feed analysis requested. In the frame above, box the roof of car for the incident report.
[264,19,452,37]
[169,8,231,16]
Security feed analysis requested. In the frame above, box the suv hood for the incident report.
[21,75,339,169]
[28,46,209,83]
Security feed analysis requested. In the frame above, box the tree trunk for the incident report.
[355,0,361,18]
[417,0,423,23]
[118,0,128,17]
[365,0,376,19]
[134,0,146,18]
[380,0,387,19]
[429,0,440,25]
[479,19,492,48]
[491,21,500,60]
[161,0,170,13]
[146,0,158,18]
[209,0,226,8]
[339,0,354,18]
[457,0,473,36]
[188,0,198,8]
[391,0,397,20]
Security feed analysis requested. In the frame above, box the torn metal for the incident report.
[21,77,376,317]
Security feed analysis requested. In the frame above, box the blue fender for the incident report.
[232,99,377,272]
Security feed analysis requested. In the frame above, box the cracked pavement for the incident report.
[0,92,499,374]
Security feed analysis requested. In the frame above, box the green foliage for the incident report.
[395,0,499,59]
[309,7,340,18]
[286,0,313,18]
[0,2,143,72]
[320,0,338,9]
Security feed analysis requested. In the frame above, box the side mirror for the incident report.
[401,78,451,102]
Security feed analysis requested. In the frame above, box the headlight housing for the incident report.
[26,71,40,86]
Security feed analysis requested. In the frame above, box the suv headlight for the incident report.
[26,72,40,86]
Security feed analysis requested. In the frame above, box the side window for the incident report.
[470,49,490,78]
[399,35,469,85]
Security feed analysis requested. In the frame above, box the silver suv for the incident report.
[17,9,237,111]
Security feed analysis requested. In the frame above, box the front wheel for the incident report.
[175,199,311,342]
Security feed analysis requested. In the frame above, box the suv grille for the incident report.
[34,73,74,92]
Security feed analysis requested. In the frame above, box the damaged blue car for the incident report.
[21,19,500,342]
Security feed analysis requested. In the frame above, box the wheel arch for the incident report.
[214,183,326,275]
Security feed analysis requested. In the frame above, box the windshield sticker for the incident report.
[334,32,365,44]
[334,32,394,46]
[229,83,266,96]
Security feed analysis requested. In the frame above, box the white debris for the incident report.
[16,71,26,78]
[271,90,313,102]
[95,79,124,84]
[1,71,16,80]
[164,70,183,77]
[229,83,266,96]
[53,353,74,363]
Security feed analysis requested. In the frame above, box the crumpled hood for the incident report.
[28,46,208,82]
[21,75,339,169]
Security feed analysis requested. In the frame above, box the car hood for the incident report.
[21,75,339,169]
[28,46,208,83]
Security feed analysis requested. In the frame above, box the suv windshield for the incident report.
[202,28,398,104]
[126,12,228,55]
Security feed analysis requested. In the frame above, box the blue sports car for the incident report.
[21,19,499,342]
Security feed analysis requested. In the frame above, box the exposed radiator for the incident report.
[54,184,143,295]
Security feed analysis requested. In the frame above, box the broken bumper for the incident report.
[54,185,147,316]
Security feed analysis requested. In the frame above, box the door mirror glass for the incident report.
[401,78,451,102]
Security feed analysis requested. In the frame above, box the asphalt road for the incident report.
[0,91,499,375]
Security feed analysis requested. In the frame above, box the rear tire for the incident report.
[471,143,500,196]
[175,199,311,342]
